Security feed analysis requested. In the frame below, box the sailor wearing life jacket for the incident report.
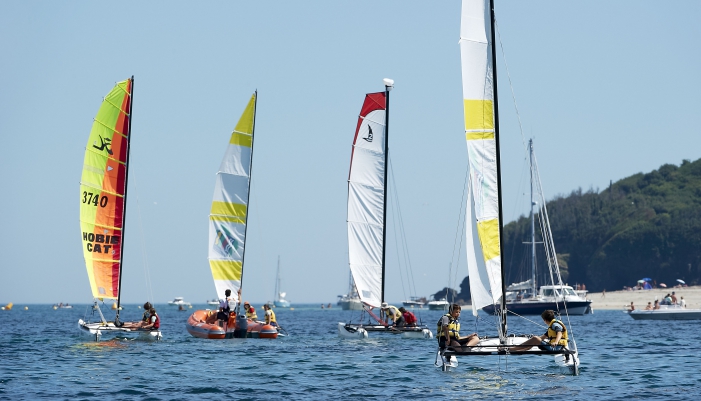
[399,307,417,327]
[143,308,160,330]
[381,302,405,327]
[243,301,258,320]
[436,304,479,350]
[510,309,569,352]
[263,304,278,327]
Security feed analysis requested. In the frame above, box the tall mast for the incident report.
[380,78,393,304]
[488,0,507,339]
[238,91,258,302]
[529,139,537,298]
[275,256,280,301]
[115,75,134,323]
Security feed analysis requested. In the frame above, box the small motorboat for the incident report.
[168,297,192,307]
[627,305,701,320]
[206,299,220,306]
[186,309,281,339]
[53,303,73,309]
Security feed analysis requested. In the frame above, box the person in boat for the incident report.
[680,296,686,308]
[142,308,160,331]
[217,289,233,327]
[653,299,660,310]
[122,301,152,329]
[399,307,417,327]
[381,302,405,327]
[437,304,479,352]
[508,310,568,352]
[671,292,678,304]
[243,301,258,320]
[262,304,278,327]
[628,302,635,311]
[644,302,653,310]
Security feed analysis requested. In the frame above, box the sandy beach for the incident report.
[587,286,701,310]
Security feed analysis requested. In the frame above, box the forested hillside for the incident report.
[447,158,701,302]
[503,158,701,292]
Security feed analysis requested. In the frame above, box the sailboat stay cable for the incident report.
[115,76,134,321]
[494,20,528,153]
[386,156,408,301]
[132,179,155,305]
[237,91,258,308]
[532,150,577,344]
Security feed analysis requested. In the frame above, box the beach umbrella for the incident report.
[677,279,686,284]
[642,277,652,281]
[637,280,645,283]
[659,283,667,288]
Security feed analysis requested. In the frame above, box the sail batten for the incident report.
[461,0,503,314]
[208,93,257,305]
[80,78,132,300]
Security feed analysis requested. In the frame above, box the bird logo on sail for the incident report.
[93,136,114,155]
[215,225,238,257]
[362,125,374,142]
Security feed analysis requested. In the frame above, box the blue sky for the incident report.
[1,1,700,305]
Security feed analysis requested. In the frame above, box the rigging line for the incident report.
[449,163,471,293]
[249,180,272,299]
[131,176,154,304]
[533,153,576,342]
[495,19,527,153]
[387,158,408,301]
[388,156,419,301]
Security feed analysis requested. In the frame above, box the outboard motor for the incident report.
[233,313,248,338]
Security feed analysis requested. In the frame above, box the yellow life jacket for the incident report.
[546,319,568,346]
[436,314,460,338]
[245,306,258,320]
[266,309,277,324]
[386,306,401,321]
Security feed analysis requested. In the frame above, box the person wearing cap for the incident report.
[243,301,258,320]
[380,302,405,327]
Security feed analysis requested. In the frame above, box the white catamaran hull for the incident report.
[438,336,578,374]
[78,319,162,341]
[337,322,368,339]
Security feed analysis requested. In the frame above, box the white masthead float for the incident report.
[436,0,579,374]
[337,79,432,339]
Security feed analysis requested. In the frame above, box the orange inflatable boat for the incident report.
[186,309,279,339]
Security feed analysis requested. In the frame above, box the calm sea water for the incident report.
[1,305,699,400]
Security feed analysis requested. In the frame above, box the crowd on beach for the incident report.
[627,291,687,311]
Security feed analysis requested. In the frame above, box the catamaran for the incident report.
[77,77,162,341]
[186,92,280,339]
[337,79,432,339]
[436,0,579,374]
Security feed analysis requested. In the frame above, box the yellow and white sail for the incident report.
[208,93,256,305]
[460,0,503,315]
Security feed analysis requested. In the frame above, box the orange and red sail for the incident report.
[79,78,132,299]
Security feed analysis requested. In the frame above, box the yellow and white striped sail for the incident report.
[460,0,502,315]
[208,93,256,305]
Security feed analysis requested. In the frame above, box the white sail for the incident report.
[347,92,387,309]
[461,0,502,311]
[208,93,256,305]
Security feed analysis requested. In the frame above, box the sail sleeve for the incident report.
[208,93,256,305]
[79,78,132,300]
[460,0,502,309]
[347,92,386,309]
